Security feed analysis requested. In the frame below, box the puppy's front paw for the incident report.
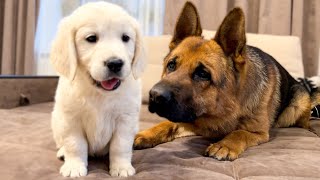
[205,142,241,161]
[109,163,135,177]
[60,160,87,177]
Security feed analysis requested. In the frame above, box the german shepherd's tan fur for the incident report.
[134,2,319,160]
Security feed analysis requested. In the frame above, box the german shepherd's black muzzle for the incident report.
[148,82,197,123]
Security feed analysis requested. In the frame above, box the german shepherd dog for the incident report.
[134,2,320,160]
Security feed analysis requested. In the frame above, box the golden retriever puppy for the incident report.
[50,2,145,177]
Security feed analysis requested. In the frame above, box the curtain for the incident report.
[106,0,165,36]
[0,0,40,75]
[164,0,320,77]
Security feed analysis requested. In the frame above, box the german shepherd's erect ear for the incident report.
[214,8,246,64]
[169,2,202,51]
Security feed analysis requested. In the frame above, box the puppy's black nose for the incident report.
[105,59,123,73]
[149,85,173,105]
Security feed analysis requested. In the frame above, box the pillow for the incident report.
[141,36,171,103]
[140,64,163,104]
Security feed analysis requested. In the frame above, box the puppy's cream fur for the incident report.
[50,2,145,177]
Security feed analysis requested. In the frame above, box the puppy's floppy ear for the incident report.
[169,1,202,51]
[132,22,146,79]
[214,7,246,63]
[50,17,78,81]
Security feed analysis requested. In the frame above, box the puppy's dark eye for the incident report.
[167,60,176,72]
[86,35,98,43]
[122,34,130,42]
[193,65,211,81]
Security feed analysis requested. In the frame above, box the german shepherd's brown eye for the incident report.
[167,59,177,72]
[193,65,211,81]
[167,61,176,72]
[86,35,98,43]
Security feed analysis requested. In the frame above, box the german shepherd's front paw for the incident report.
[134,121,180,150]
[205,143,241,161]
[133,133,157,150]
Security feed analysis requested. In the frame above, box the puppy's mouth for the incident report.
[93,78,121,91]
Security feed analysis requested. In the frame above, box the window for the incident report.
[34,0,165,75]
